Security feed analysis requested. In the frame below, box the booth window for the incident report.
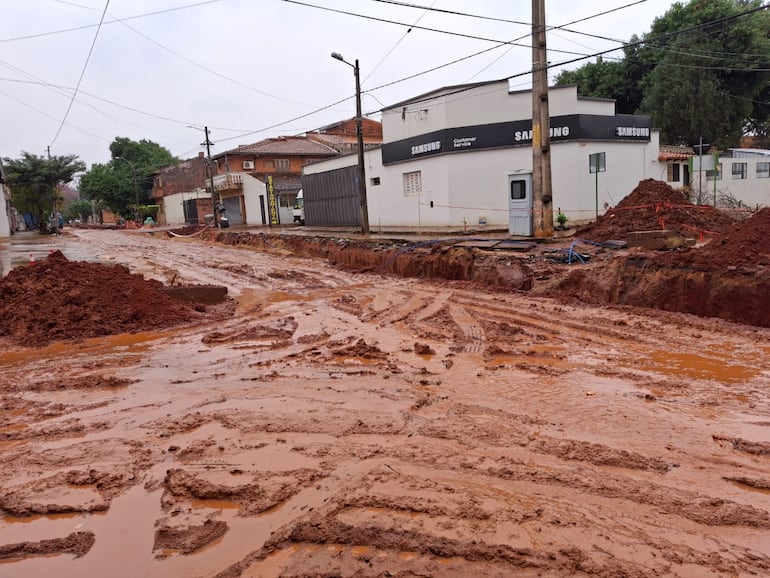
[757,162,770,179]
[510,180,526,200]
[706,163,722,181]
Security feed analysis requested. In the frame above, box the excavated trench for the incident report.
[200,228,770,328]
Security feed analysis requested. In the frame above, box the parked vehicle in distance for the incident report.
[292,189,305,225]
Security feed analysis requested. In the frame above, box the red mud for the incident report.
[578,178,737,242]
[1,191,770,577]
[0,251,217,347]
[0,532,95,561]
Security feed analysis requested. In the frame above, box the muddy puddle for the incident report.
[1,229,769,577]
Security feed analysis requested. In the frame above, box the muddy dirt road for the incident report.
[1,229,770,577]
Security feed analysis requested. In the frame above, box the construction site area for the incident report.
[1,179,769,577]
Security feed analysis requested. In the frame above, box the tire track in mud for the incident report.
[7,230,769,577]
[229,456,770,577]
[448,304,486,353]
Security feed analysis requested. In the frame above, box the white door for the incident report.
[508,174,532,236]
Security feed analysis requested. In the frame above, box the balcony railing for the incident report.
[213,172,243,191]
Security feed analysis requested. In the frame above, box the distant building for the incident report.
[306,117,383,155]
[658,145,770,208]
[211,136,338,225]
[0,161,13,237]
[151,152,211,226]
[302,81,661,232]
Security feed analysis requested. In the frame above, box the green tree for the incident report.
[2,152,85,229]
[63,199,97,223]
[555,0,770,148]
[79,137,177,217]
[555,57,641,114]
[639,0,770,147]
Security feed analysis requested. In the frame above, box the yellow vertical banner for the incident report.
[267,175,279,225]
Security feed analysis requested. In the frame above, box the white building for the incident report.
[303,80,662,233]
[656,146,770,208]
[0,164,12,237]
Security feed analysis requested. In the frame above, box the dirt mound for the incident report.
[0,251,201,347]
[579,179,736,242]
[657,207,770,271]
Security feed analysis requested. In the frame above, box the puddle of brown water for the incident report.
[189,498,240,510]
[634,351,757,383]
[0,330,173,366]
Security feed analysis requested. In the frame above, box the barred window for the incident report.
[403,171,422,196]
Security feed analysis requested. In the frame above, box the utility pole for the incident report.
[202,126,219,227]
[531,0,554,238]
[354,59,370,235]
[332,52,370,234]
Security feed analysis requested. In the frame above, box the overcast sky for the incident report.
[1,0,679,169]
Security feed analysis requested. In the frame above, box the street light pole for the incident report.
[331,52,370,234]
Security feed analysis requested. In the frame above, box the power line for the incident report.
[57,0,326,109]
[50,0,110,147]
[0,0,221,43]
[369,3,770,111]
[363,0,439,84]
[207,2,770,147]
[281,0,529,45]
[216,96,354,144]
[0,87,100,138]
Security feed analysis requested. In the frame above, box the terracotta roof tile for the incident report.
[218,137,338,158]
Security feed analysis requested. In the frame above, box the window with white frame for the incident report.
[731,162,747,179]
[757,162,770,178]
[403,171,422,196]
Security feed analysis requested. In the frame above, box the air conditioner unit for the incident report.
[242,160,254,170]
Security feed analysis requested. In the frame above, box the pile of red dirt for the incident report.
[579,179,736,242]
[656,206,770,272]
[0,251,201,347]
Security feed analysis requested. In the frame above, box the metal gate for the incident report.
[301,166,360,227]
[182,199,199,225]
[508,173,533,236]
[222,197,243,225]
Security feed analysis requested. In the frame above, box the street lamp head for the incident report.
[331,51,344,62]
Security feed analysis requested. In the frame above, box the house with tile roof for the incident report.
[211,136,338,225]
[306,117,383,155]
[656,144,770,207]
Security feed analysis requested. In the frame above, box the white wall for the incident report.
[242,174,265,226]
[162,189,208,226]
[691,157,770,207]
[0,186,10,237]
[306,83,663,229]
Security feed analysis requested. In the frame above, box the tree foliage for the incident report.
[2,152,85,226]
[554,0,770,148]
[79,137,177,217]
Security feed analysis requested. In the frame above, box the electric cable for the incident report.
[49,0,110,148]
